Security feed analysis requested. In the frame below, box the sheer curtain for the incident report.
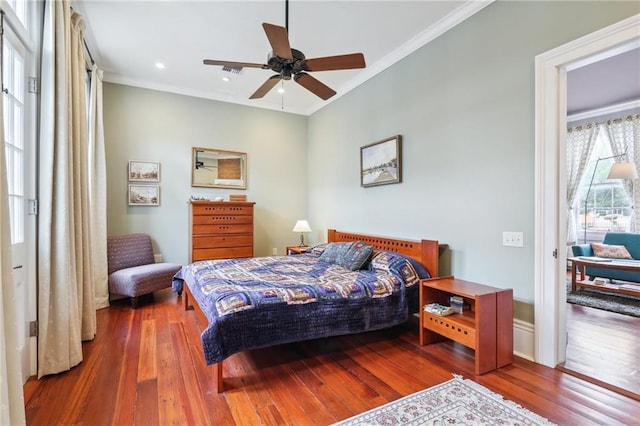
[0,81,26,425]
[566,123,598,245]
[38,0,99,377]
[605,114,640,232]
[89,65,108,309]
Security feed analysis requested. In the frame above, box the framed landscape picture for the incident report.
[128,160,160,182]
[360,135,402,187]
[128,184,160,206]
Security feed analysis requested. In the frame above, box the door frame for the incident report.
[534,14,640,367]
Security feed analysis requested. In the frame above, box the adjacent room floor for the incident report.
[562,302,640,398]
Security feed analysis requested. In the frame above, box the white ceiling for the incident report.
[567,46,640,117]
[74,0,493,116]
[75,1,639,118]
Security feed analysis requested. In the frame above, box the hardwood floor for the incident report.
[562,303,640,399]
[24,289,640,425]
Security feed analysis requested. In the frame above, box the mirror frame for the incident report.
[191,147,247,189]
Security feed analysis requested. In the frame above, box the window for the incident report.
[5,0,26,27]
[575,126,633,243]
[2,24,26,244]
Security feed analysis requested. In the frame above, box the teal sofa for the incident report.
[571,232,640,283]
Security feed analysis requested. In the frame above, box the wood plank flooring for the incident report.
[24,289,640,425]
[562,302,640,398]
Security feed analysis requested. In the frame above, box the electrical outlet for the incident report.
[272,248,278,255]
[502,231,524,247]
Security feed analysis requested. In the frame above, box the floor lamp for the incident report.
[583,155,638,243]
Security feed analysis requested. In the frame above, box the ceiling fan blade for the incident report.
[250,75,282,99]
[294,72,336,100]
[304,53,366,71]
[203,59,268,69]
[262,23,293,60]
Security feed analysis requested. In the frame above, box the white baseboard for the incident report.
[513,318,535,361]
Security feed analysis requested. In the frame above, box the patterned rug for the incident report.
[333,375,555,426]
[566,280,640,317]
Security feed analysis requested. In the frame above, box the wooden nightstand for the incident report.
[286,246,310,255]
[419,276,513,374]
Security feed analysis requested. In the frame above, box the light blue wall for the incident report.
[306,1,639,312]
[104,84,308,265]
[103,1,639,321]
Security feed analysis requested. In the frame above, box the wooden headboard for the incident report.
[327,229,440,278]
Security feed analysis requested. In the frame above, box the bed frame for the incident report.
[183,228,441,392]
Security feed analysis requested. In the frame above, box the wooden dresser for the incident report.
[189,201,255,262]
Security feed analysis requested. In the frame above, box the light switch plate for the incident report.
[503,231,524,247]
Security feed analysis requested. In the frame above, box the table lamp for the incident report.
[292,220,312,246]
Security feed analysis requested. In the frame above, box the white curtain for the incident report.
[605,114,640,232]
[566,123,599,245]
[0,78,26,425]
[88,65,108,309]
[38,0,98,377]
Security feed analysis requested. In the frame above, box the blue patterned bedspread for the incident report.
[173,251,423,364]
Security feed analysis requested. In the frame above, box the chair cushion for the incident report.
[107,233,155,274]
[109,262,182,297]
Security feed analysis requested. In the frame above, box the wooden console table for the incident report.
[569,257,640,297]
[419,276,513,375]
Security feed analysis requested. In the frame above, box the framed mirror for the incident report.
[192,147,247,189]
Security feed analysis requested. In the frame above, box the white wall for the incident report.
[103,83,308,265]
[306,1,639,318]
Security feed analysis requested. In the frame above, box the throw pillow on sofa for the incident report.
[591,242,632,259]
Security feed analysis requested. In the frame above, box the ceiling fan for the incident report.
[203,0,366,101]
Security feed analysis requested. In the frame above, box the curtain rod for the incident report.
[83,37,94,66]
[70,6,95,67]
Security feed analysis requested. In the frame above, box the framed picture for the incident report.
[360,135,402,187]
[128,160,160,182]
[128,184,160,206]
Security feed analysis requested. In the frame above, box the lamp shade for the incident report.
[607,162,639,180]
[292,220,312,233]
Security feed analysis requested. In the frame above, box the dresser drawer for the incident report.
[192,204,253,216]
[192,246,253,261]
[192,235,253,249]
[192,214,253,225]
[192,224,254,235]
[189,201,255,261]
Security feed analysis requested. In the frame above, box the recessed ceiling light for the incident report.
[277,87,285,94]
[222,76,230,82]
[155,62,165,69]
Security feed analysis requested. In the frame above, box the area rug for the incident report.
[333,375,555,426]
[566,280,640,317]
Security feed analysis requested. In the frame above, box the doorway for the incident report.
[534,14,640,373]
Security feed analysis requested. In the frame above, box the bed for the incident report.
[174,229,441,392]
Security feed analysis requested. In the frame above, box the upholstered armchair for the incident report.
[107,233,182,308]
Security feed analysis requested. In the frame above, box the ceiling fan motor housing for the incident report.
[267,48,306,80]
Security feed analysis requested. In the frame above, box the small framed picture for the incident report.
[128,160,160,182]
[360,135,402,187]
[128,184,160,206]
